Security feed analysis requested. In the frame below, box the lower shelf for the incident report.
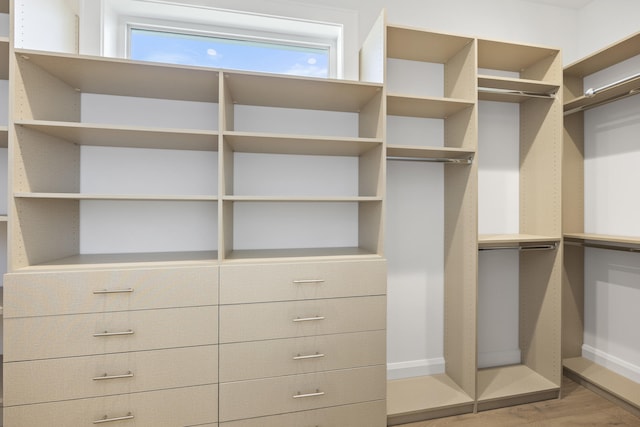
[563,356,640,415]
[477,364,560,411]
[387,374,474,425]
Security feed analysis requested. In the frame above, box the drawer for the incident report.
[219,365,386,422]
[219,330,385,382]
[4,265,219,318]
[220,259,386,304]
[219,295,385,343]
[5,345,218,406]
[4,384,218,427]
[220,400,386,427]
[5,306,218,362]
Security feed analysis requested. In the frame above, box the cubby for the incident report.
[476,38,563,410]
[562,31,640,415]
[220,70,384,260]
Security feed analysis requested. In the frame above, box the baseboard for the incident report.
[478,349,521,369]
[387,357,445,380]
[582,345,640,384]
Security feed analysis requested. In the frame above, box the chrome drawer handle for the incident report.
[93,330,135,337]
[93,288,134,294]
[293,352,325,360]
[93,413,134,424]
[93,371,134,381]
[292,279,325,284]
[293,389,325,399]
[293,316,325,323]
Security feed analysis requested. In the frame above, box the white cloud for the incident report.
[207,48,218,57]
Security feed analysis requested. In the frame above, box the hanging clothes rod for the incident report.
[478,87,557,99]
[479,243,558,252]
[386,156,473,164]
[564,87,640,116]
[564,240,640,254]
[584,71,640,97]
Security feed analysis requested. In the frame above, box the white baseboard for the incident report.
[582,345,640,384]
[387,357,445,380]
[478,349,521,369]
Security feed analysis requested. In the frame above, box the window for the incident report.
[129,26,331,78]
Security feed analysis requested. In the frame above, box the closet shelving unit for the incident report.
[11,49,221,269]
[476,38,563,411]
[366,21,478,424]
[562,31,640,415]
[219,70,384,261]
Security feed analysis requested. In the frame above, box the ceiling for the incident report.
[523,0,594,9]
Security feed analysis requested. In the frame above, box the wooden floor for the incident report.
[399,376,640,426]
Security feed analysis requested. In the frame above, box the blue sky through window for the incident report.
[130,28,330,78]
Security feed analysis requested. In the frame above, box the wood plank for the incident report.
[564,76,640,114]
[387,145,474,161]
[15,49,220,102]
[387,94,473,118]
[16,120,219,151]
[223,196,381,202]
[0,126,7,147]
[477,365,559,403]
[15,192,218,201]
[564,232,640,250]
[0,37,8,80]
[478,75,559,103]
[387,374,474,424]
[479,234,560,247]
[224,71,382,112]
[224,131,382,156]
[478,39,559,73]
[565,32,640,77]
[386,25,473,63]
[225,247,378,261]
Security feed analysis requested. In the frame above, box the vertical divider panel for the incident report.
[444,39,478,401]
[219,72,232,260]
[359,10,385,84]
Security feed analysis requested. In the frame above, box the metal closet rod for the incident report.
[564,240,640,254]
[584,71,640,97]
[478,87,557,99]
[564,87,640,116]
[479,242,558,252]
[386,156,473,164]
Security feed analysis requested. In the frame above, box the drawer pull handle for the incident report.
[93,288,134,294]
[93,330,135,337]
[93,413,134,424]
[293,316,325,323]
[292,279,325,284]
[293,352,325,360]
[93,371,134,381]
[293,389,325,399]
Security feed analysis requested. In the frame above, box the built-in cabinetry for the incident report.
[3,43,387,425]
[359,12,563,424]
[562,31,640,416]
[476,38,563,411]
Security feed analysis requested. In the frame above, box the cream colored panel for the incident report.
[4,385,218,427]
[219,296,385,343]
[219,365,385,422]
[5,345,218,406]
[5,306,218,361]
[220,259,385,304]
[221,400,386,427]
[219,330,385,382]
[4,265,219,318]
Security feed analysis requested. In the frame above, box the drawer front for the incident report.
[219,330,385,382]
[4,265,219,318]
[220,259,386,304]
[220,400,386,427]
[5,345,218,406]
[219,365,386,422]
[4,384,218,427]
[5,306,218,362]
[219,295,386,343]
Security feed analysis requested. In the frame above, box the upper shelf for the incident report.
[387,94,473,118]
[223,71,382,112]
[564,232,640,253]
[478,39,559,75]
[564,32,640,78]
[564,74,640,115]
[16,49,221,102]
[386,25,474,63]
[479,234,560,250]
[387,145,474,163]
[478,75,559,103]
[224,132,381,156]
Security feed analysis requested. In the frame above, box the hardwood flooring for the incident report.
[399,376,640,426]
